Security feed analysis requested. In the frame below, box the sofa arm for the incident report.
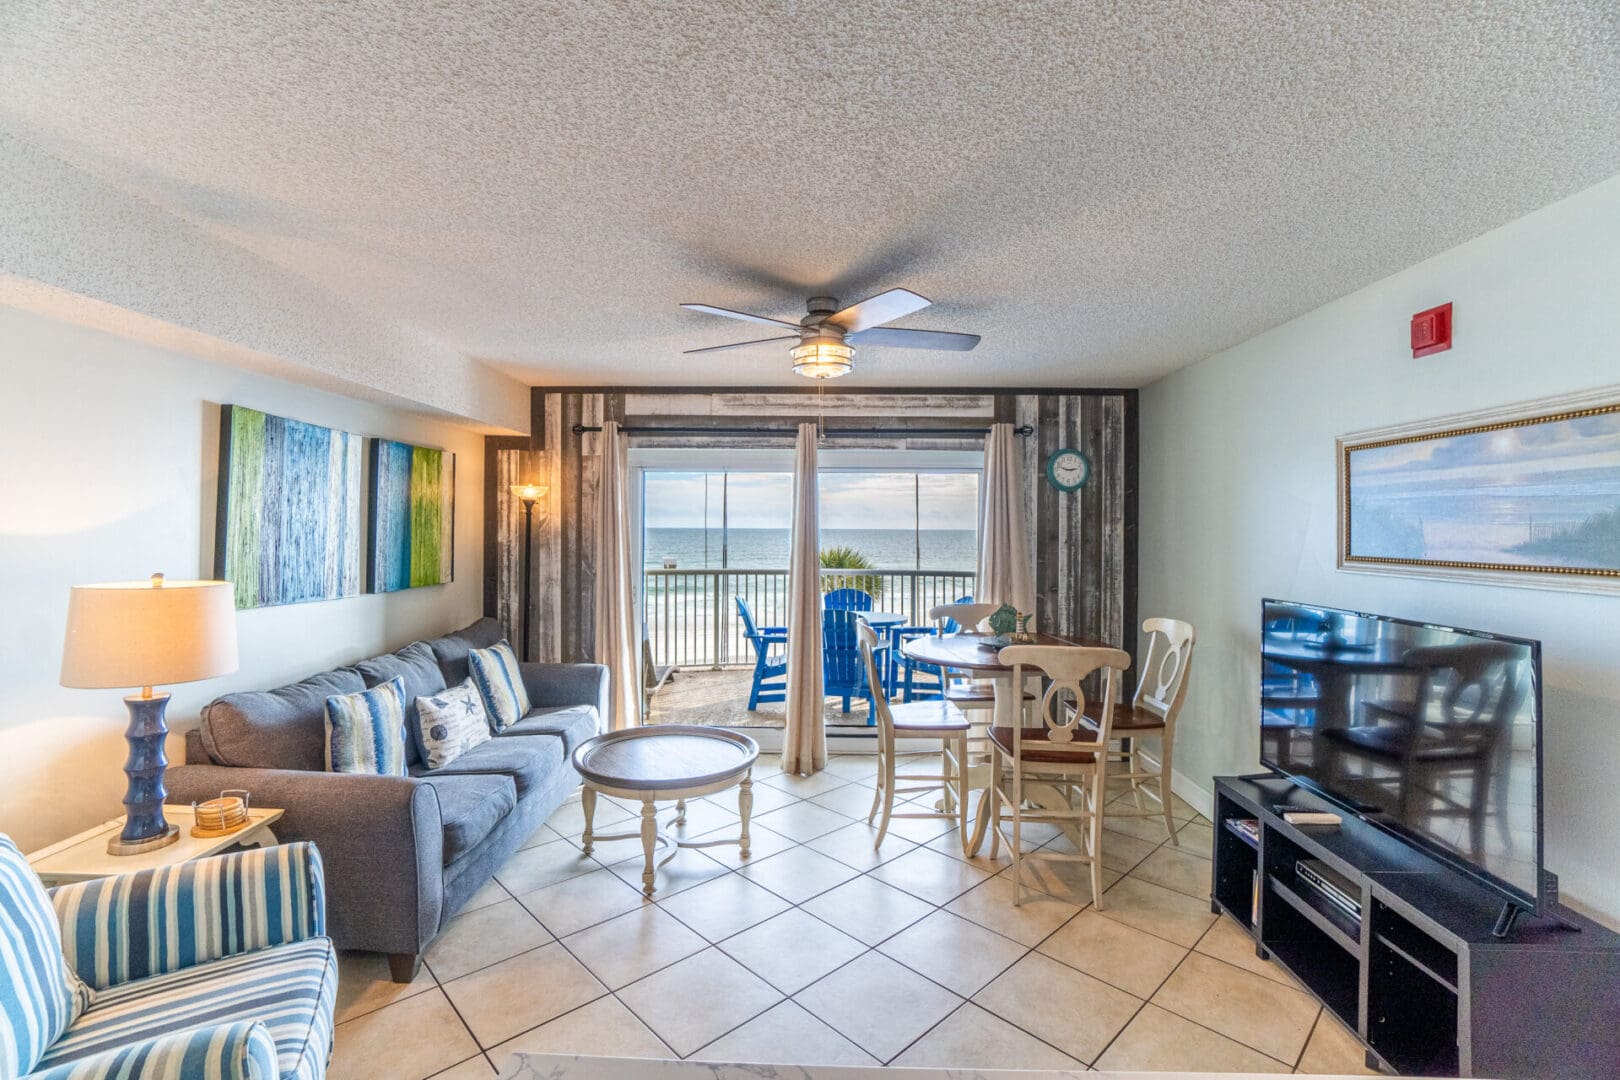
[521,661,609,718]
[50,842,324,991]
[163,764,444,958]
[26,1019,279,1080]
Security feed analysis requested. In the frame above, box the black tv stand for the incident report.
[1214,775,1620,1078]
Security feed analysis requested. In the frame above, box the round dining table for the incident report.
[901,630,1089,855]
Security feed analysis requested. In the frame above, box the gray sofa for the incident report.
[165,617,606,982]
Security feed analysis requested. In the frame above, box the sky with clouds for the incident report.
[645,471,980,529]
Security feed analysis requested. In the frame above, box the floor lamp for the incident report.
[510,484,547,661]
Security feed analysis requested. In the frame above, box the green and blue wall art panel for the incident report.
[215,404,365,609]
[369,439,455,591]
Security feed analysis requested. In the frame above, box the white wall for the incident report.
[1140,175,1620,927]
[0,305,487,853]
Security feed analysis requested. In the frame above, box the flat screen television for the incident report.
[1260,599,1544,915]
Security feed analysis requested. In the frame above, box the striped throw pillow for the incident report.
[417,680,492,769]
[468,640,531,732]
[0,834,90,1076]
[324,676,409,775]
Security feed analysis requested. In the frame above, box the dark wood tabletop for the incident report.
[900,631,1080,672]
[572,725,758,791]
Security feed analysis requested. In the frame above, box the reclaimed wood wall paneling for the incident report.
[490,390,1135,671]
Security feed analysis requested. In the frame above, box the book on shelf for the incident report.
[1227,817,1260,843]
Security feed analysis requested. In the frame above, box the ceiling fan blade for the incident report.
[823,288,931,334]
[847,326,981,351]
[683,335,799,355]
[680,303,801,329]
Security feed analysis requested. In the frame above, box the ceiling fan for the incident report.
[680,289,980,379]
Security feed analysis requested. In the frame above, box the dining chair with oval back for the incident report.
[990,644,1132,907]
[1077,617,1196,845]
[858,623,971,850]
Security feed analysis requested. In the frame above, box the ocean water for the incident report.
[645,527,976,570]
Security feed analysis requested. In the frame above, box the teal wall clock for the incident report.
[1045,447,1090,492]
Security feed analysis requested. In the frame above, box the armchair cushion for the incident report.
[25,1018,281,1080]
[35,936,335,1080]
[1,836,90,1077]
[51,843,326,992]
[498,704,600,754]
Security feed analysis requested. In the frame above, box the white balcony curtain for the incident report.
[594,420,641,730]
[782,422,826,775]
[975,422,1036,617]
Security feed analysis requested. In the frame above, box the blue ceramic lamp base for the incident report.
[108,691,180,856]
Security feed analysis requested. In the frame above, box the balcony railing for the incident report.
[642,568,976,669]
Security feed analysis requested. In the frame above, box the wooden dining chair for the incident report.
[989,644,1132,907]
[859,623,971,850]
[927,602,1002,717]
[1078,617,1196,844]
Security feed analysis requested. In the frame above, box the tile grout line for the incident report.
[348,757,1238,1075]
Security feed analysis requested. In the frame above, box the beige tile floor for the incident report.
[330,754,1378,1078]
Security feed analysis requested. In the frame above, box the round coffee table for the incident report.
[572,725,759,896]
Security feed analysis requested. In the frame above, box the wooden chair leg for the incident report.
[1161,737,1179,845]
[874,739,896,848]
[988,745,1003,860]
[941,737,957,814]
[1011,757,1024,907]
[867,746,884,826]
[1089,768,1108,910]
[954,731,970,851]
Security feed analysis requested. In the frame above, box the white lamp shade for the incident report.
[60,578,240,690]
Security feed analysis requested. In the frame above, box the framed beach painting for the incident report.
[215,404,364,608]
[1338,386,1620,593]
[368,439,455,591]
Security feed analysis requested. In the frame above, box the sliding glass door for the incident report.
[639,460,979,670]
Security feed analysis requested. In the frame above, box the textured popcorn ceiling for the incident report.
[2,1,1617,393]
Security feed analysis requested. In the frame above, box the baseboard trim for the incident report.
[1170,768,1215,820]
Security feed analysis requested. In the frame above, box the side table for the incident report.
[27,805,284,886]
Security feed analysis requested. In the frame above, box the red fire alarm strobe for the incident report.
[1411,302,1452,358]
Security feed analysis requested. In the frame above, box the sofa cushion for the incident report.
[410,734,563,800]
[498,704,601,755]
[355,641,448,767]
[417,680,493,769]
[429,617,507,687]
[35,935,336,1079]
[203,667,366,771]
[323,676,409,776]
[418,774,517,866]
[0,836,90,1076]
[469,640,531,732]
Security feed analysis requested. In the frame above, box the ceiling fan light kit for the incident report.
[681,288,980,380]
[790,338,854,379]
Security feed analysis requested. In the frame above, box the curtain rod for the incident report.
[572,423,1035,438]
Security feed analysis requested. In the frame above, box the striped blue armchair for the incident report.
[1,835,335,1080]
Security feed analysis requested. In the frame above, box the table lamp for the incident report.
[60,574,240,855]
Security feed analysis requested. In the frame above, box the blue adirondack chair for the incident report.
[898,594,974,701]
[737,597,788,710]
[822,608,877,718]
[824,587,875,612]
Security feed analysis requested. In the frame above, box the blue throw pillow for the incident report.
[468,640,531,732]
[0,835,91,1076]
[324,676,409,775]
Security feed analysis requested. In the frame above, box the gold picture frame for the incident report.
[1337,385,1620,594]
